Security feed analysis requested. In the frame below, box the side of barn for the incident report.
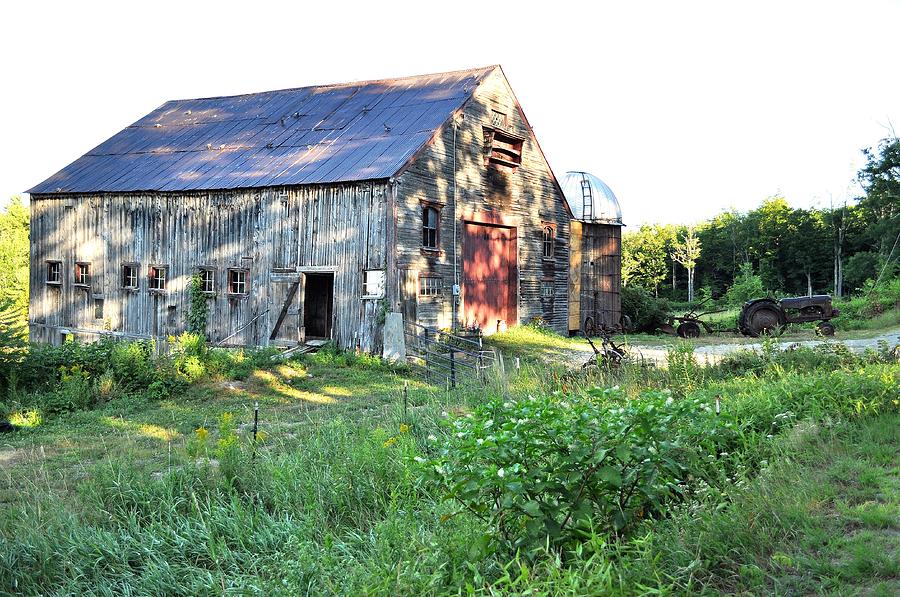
[389,67,571,335]
[29,182,389,351]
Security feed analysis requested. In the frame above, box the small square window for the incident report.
[149,266,168,292]
[362,270,385,298]
[419,276,442,297]
[228,268,249,295]
[122,264,139,289]
[199,268,216,293]
[491,110,507,128]
[46,261,62,285]
[74,262,91,287]
[540,280,554,299]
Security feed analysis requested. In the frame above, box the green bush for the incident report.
[620,286,670,332]
[421,388,739,553]
[724,262,765,306]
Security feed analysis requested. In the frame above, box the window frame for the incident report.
[227,268,249,296]
[540,279,555,299]
[198,267,217,294]
[148,265,168,293]
[74,262,91,288]
[46,260,62,286]
[94,298,105,320]
[122,263,139,290]
[542,225,555,260]
[362,269,386,299]
[419,275,442,297]
[422,205,440,250]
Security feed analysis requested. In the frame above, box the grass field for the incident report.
[1,332,897,595]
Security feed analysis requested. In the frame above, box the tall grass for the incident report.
[0,339,897,594]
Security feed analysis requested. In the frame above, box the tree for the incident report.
[671,227,701,302]
[0,196,29,320]
[858,137,900,255]
[622,225,669,296]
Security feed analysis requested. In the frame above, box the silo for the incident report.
[560,171,624,335]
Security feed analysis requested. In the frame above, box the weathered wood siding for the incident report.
[391,68,570,333]
[568,220,622,332]
[29,182,388,351]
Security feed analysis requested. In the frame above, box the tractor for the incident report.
[738,295,840,337]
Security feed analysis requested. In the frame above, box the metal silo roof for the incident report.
[560,171,623,224]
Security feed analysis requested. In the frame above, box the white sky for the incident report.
[2,0,898,225]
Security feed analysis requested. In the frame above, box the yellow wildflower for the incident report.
[399,423,410,434]
[195,427,209,442]
[383,436,398,448]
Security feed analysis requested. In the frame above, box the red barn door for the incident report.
[463,222,517,334]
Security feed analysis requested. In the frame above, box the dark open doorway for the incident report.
[303,273,334,339]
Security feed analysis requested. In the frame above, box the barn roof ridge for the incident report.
[169,65,500,103]
[28,66,499,195]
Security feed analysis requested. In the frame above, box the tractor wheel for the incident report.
[583,316,596,337]
[816,321,836,336]
[743,300,784,338]
[677,321,702,338]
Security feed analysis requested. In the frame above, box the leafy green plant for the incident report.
[620,286,670,332]
[186,274,209,338]
[724,262,765,306]
[421,389,736,553]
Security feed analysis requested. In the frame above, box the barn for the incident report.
[27,66,574,353]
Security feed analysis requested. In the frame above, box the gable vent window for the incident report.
[199,268,216,294]
[122,264,139,290]
[490,110,507,128]
[149,266,168,292]
[46,260,62,285]
[422,206,439,249]
[228,268,249,295]
[542,226,555,259]
[483,127,523,170]
[74,262,91,287]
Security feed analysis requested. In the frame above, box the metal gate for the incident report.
[404,323,496,387]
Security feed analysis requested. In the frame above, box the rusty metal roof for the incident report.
[29,66,497,194]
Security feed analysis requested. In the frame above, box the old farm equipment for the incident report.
[659,298,727,338]
[738,295,840,337]
[581,327,644,369]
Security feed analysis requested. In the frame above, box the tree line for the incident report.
[623,137,900,303]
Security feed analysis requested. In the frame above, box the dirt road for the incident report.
[568,328,900,367]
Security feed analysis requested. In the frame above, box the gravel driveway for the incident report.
[566,328,900,368]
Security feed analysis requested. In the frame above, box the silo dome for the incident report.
[561,171,623,224]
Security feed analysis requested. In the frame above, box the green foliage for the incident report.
[422,388,742,553]
[0,196,29,317]
[186,274,209,338]
[0,298,27,396]
[833,276,900,329]
[620,285,669,332]
[844,250,882,290]
[622,224,676,295]
[724,262,766,306]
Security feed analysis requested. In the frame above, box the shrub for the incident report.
[620,286,669,332]
[421,389,737,553]
[724,263,765,306]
